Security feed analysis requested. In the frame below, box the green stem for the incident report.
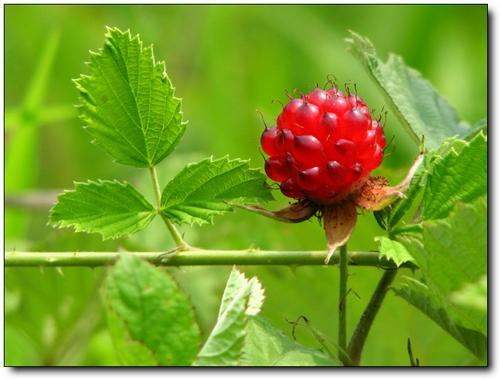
[347,269,398,366]
[338,244,348,365]
[148,166,188,249]
[4,250,417,268]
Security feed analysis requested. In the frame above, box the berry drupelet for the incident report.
[261,87,386,205]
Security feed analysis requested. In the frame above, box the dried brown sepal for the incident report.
[323,201,358,264]
[354,153,424,211]
[235,200,319,223]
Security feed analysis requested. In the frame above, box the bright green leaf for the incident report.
[104,254,200,366]
[346,31,471,150]
[422,132,486,220]
[395,198,487,359]
[194,268,264,366]
[50,180,156,240]
[393,277,486,361]
[74,27,186,167]
[375,236,416,268]
[106,310,157,366]
[450,276,487,313]
[241,317,338,366]
[161,157,274,226]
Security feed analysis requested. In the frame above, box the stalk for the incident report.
[347,269,398,365]
[338,244,349,364]
[5,250,416,269]
[148,166,188,249]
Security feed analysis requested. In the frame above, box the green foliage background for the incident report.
[5,4,487,366]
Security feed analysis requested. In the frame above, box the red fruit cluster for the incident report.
[260,87,386,205]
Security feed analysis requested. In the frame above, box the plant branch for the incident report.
[347,269,398,366]
[148,166,188,249]
[338,244,349,365]
[5,250,417,269]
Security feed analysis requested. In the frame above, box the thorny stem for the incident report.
[148,166,188,249]
[347,269,398,366]
[4,250,417,268]
[338,244,349,365]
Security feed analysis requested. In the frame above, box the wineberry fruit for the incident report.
[261,87,386,204]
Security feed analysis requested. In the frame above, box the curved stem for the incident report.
[4,250,417,268]
[338,244,349,364]
[148,166,188,248]
[347,269,398,366]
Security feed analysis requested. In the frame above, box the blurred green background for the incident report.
[4,4,487,366]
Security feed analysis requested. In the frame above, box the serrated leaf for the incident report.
[393,277,486,361]
[395,198,487,359]
[422,132,487,220]
[49,180,156,240]
[194,268,264,366]
[161,157,274,226]
[375,236,416,268]
[74,27,186,167]
[104,254,200,366]
[346,31,471,150]
[421,198,487,332]
[240,317,338,366]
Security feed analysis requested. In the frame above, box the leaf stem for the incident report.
[347,269,398,365]
[148,166,188,249]
[338,244,349,365]
[4,250,417,269]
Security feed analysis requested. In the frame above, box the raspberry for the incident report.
[261,87,386,205]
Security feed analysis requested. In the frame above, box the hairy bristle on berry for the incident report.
[262,86,386,204]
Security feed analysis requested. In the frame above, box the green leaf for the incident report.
[161,157,274,226]
[194,268,264,366]
[393,277,486,361]
[74,27,186,167]
[375,236,416,268]
[50,180,156,240]
[387,161,427,228]
[395,198,487,360]
[421,198,487,334]
[346,31,471,150]
[241,317,338,366]
[422,132,487,220]
[450,276,487,313]
[104,254,200,366]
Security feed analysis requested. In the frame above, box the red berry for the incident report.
[294,103,320,133]
[297,166,323,191]
[305,88,329,108]
[280,178,303,199]
[261,86,385,204]
[293,135,324,164]
[265,157,289,182]
[260,128,282,156]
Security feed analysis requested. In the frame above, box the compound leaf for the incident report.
[375,236,416,268]
[161,157,274,226]
[241,317,338,366]
[49,180,155,240]
[194,268,264,366]
[75,27,186,167]
[422,132,487,220]
[104,254,200,366]
[346,31,471,150]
